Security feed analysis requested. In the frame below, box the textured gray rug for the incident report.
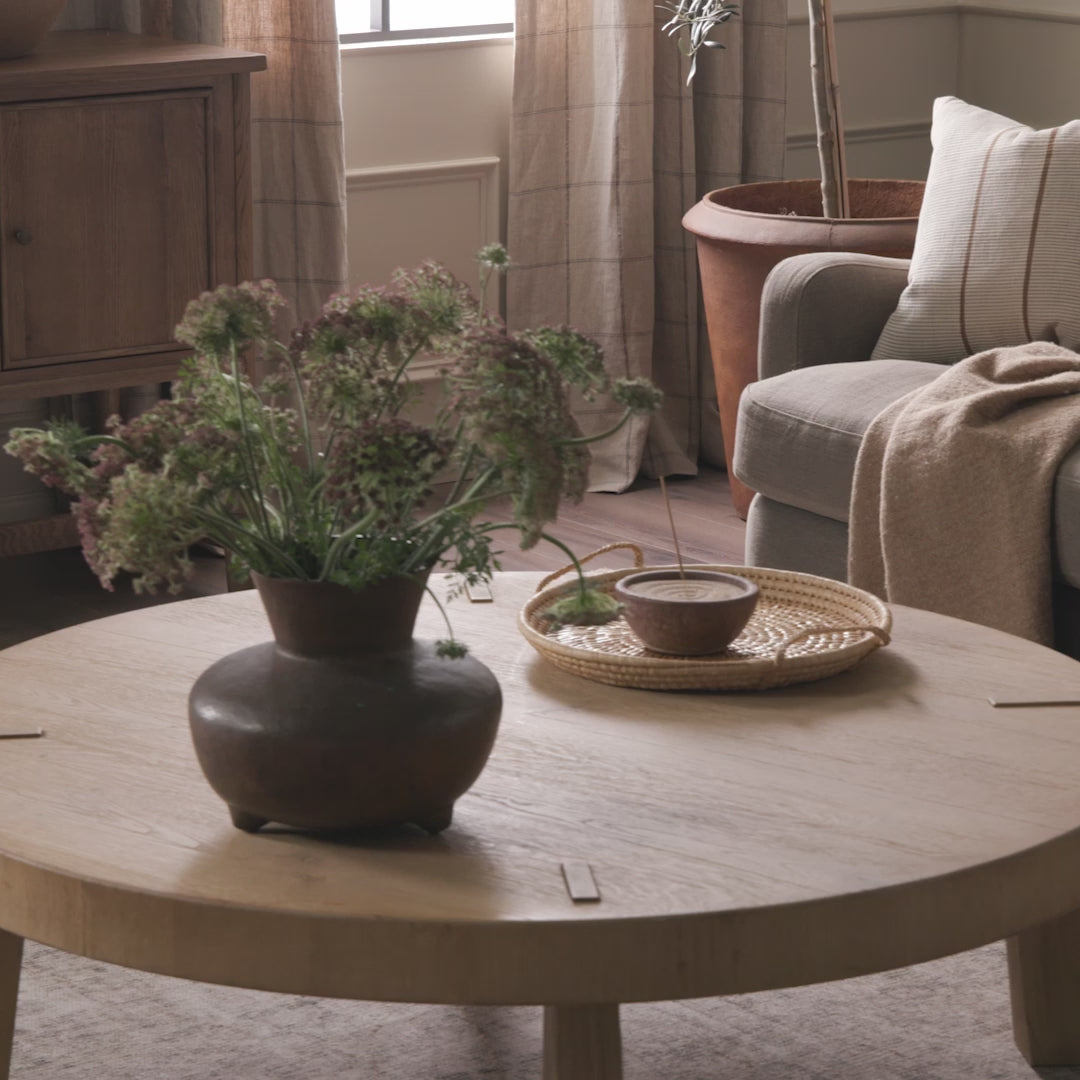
[11,940,1080,1078]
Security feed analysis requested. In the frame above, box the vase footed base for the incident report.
[413,804,454,834]
[226,803,455,836]
[229,806,270,833]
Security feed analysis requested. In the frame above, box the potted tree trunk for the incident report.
[670,0,924,517]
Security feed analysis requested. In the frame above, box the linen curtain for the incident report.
[56,0,348,323]
[507,0,787,491]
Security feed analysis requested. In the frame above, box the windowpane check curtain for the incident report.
[508,0,786,491]
[56,0,348,323]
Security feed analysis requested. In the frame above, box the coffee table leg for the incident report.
[1008,907,1080,1065]
[0,929,23,1080]
[542,1004,622,1080]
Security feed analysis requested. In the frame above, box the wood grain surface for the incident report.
[0,30,264,560]
[0,930,19,1080]
[1,574,1080,1017]
[1008,905,1080,1064]
[0,32,265,104]
[1,91,210,368]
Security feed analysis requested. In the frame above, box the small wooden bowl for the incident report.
[614,569,759,656]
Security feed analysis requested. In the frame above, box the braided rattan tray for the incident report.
[518,546,891,691]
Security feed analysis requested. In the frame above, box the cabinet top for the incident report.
[0,31,266,96]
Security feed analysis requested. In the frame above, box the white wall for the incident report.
[959,5,1080,127]
[339,2,1077,293]
[339,4,960,300]
[783,6,958,180]
[340,36,512,296]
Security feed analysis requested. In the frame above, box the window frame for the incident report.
[338,0,513,43]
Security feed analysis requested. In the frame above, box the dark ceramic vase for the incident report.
[188,572,502,835]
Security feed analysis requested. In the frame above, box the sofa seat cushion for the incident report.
[735,357,1080,590]
[733,359,948,523]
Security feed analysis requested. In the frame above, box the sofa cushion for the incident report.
[733,359,950,523]
[736,357,1080,590]
[1055,451,1080,589]
[872,96,1080,365]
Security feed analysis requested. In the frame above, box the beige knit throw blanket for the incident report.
[848,341,1080,645]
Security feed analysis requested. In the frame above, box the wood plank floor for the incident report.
[0,466,745,650]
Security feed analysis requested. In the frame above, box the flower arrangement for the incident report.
[5,247,661,654]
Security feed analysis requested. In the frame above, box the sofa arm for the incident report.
[758,253,910,379]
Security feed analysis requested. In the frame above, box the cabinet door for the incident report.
[0,90,211,370]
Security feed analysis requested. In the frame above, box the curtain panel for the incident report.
[56,0,348,323]
[507,0,786,491]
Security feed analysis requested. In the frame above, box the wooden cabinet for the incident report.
[1,90,212,370]
[0,31,265,554]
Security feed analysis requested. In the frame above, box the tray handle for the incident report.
[536,542,646,593]
[773,624,891,666]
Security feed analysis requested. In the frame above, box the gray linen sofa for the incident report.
[731,251,1080,651]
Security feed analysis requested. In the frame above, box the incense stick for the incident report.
[658,474,686,579]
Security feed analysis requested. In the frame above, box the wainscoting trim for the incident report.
[787,2,956,25]
[787,1,1075,24]
[960,3,1080,24]
[345,156,500,270]
[786,119,931,153]
[345,156,501,379]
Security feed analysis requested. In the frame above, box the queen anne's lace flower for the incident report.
[174,280,285,357]
[4,251,662,643]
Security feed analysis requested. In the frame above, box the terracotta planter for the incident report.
[188,572,502,835]
[0,0,65,60]
[683,178,925,518]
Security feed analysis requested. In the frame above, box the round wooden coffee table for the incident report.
[2,571,1080,1078]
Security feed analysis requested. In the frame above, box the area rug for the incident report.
[11,940,1080,1078]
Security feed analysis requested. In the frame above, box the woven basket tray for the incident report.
[518,544,891,691]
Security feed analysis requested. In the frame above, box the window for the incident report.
[337,0,513,42]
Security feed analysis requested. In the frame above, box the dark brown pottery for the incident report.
[188,572,502,835]
[614,569,759,656]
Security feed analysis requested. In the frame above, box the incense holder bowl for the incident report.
[614,569,759,655]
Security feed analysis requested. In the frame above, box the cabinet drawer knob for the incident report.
[13,228,32,246]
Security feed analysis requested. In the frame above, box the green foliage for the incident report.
[3,250,662,646]
[540,588,624,631]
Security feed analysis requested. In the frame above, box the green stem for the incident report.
[227,343,274,542]
[558,406,636,448]
[483,523,589,601]
[538,532,589,600]
[411,467,504,534]
[422,582,462,651]
[270,340,315,472]
[442,439,476,508]
[401,480,514,577]
[193,507,308,579]
[317,506,380,581]
[375,340,427,422]
[479,263,493,309]
[71,435,138,456]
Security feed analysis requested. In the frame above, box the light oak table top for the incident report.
[3,570,1080,1077]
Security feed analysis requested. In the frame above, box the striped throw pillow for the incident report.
[871,97,1080,364]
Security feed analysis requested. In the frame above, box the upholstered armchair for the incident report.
[731,251,1080,651]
